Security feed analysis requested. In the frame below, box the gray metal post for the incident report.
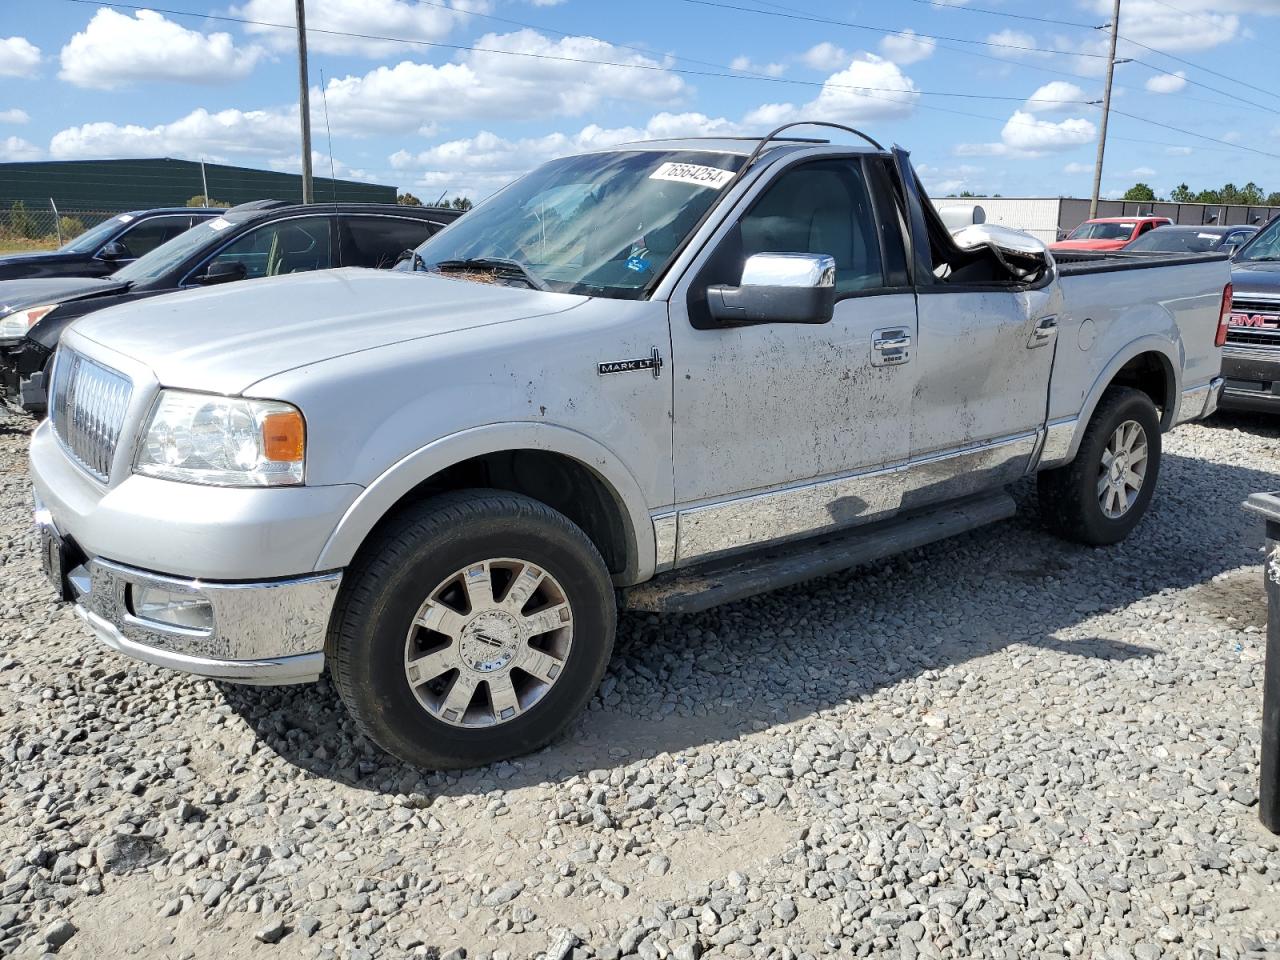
[295,0,314,204]
[1090,0,1121,219]
[49,198,61,245]
[1246,494,1280,835]
[1263,518,1279,834]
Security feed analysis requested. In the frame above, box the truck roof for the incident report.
[598,136,882,157]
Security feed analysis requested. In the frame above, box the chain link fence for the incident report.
[0,200,123,253]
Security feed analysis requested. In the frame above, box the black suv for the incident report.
[0,208,225,281]
[0,201,460,413]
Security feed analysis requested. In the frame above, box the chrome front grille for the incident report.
[1227,298,1280,350]
[51,349,133,482]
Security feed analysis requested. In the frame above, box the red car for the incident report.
[1051,216,1172,252]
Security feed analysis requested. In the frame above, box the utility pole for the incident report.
[295,0,314,204]
[200,158,209,205]
[1090,0,1121,218]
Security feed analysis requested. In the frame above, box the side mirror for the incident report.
[707,253,836,325]
[97,241,127,261]
[196,260,247,285]
[952,224,1052,280]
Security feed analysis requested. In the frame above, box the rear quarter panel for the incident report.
[1049,259,1227,428]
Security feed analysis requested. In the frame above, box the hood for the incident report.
[0,276,125,315]
[1050,238,1128,251]
[1230,259,1280,299]
[70,267,588,395]
[0,251,76,267]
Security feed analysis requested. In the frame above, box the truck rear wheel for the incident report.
[1038,386,1162,546]
[329,490,616,769]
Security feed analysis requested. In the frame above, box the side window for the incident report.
[203,217,334,280]
[339,215,441,269]
[738,159,885,295]
[112,216,191,259]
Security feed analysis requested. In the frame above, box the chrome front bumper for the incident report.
[64,552,340,686]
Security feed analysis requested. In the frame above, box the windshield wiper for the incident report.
[433,257,548,291]
[1243,255,1280,262]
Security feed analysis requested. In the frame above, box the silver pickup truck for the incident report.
[31,124,1230,768]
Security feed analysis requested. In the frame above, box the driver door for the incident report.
[668,156,918,564]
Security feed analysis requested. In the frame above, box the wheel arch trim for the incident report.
[1048,336,1181,468]
[314,422,656,583]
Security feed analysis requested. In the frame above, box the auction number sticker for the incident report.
[208,217,232,231]
[649,162,735,189]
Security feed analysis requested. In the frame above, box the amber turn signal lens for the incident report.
[261,410,305,462]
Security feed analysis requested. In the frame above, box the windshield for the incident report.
[1126,229,1217,253]
[58,216,131,254]
[113,217,229,285]
[1236,217,1280,262]
[1067,221,1138,241]
[411,150,745,298]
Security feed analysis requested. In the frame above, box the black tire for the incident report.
[328,490,616,769]
[1038,386,1162,546]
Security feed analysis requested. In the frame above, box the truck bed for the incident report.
[1053,250,1231,276]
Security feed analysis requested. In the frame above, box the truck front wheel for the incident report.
[329,490,616,769]
[1038,386,1162,546]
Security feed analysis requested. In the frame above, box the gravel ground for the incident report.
[2,409,1279,960]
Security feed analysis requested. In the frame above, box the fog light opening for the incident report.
[128,584,214,632]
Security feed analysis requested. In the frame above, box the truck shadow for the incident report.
[219,449,1279,795]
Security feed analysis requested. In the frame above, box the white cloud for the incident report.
[1132,166,1157,177]
[730,56,786,77]
[49,107,298,160]
[986,29,1050,59]
[1145,71,1187,94]
[0,136,42,161]
[1002,110,1096,153]
[1064,162,1092,175]
[1165,146,1193,156]
[0,109,29,125]
[959,109,1097,158]
[59,10,262,89]
[389,112,746,197]
[0,36,41,78]
[233,0,484,57]
[802,42,848,72]
[879,29,935,66]
[1025,81,1088,114]
[318,30,687,135]
[745,54,919,128]
[268,151,379,184]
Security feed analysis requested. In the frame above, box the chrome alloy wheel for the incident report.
[403,559,573,728]
[1097,419,1149,520]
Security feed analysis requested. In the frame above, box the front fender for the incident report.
[314,421,656,583]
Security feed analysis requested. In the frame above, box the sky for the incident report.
[3,0,1280,203]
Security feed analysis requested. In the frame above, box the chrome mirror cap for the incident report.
[953,223,1050,258]
[741,252,836,289]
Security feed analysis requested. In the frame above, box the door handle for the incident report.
[871,328,912,366]
[873,334,912,351]
[1028,316,1058,348]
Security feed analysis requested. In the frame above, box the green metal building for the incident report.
[0,157,396,212]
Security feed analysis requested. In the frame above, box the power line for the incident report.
[685,0,1280,116]
[43,0,1104,110]
[45,0,1280,164]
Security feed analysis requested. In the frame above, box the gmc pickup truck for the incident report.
[30,124,1231,768]
[1221,215,1280,412]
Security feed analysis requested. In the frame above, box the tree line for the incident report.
[1123,182,1280,205]
[398,192,473,211]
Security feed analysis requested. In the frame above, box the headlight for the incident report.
[0,303,57,339]
[134,391,306,487]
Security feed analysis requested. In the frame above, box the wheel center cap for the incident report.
[460,611,522,673]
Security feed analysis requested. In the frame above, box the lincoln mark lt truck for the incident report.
[31,124,1231,768]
